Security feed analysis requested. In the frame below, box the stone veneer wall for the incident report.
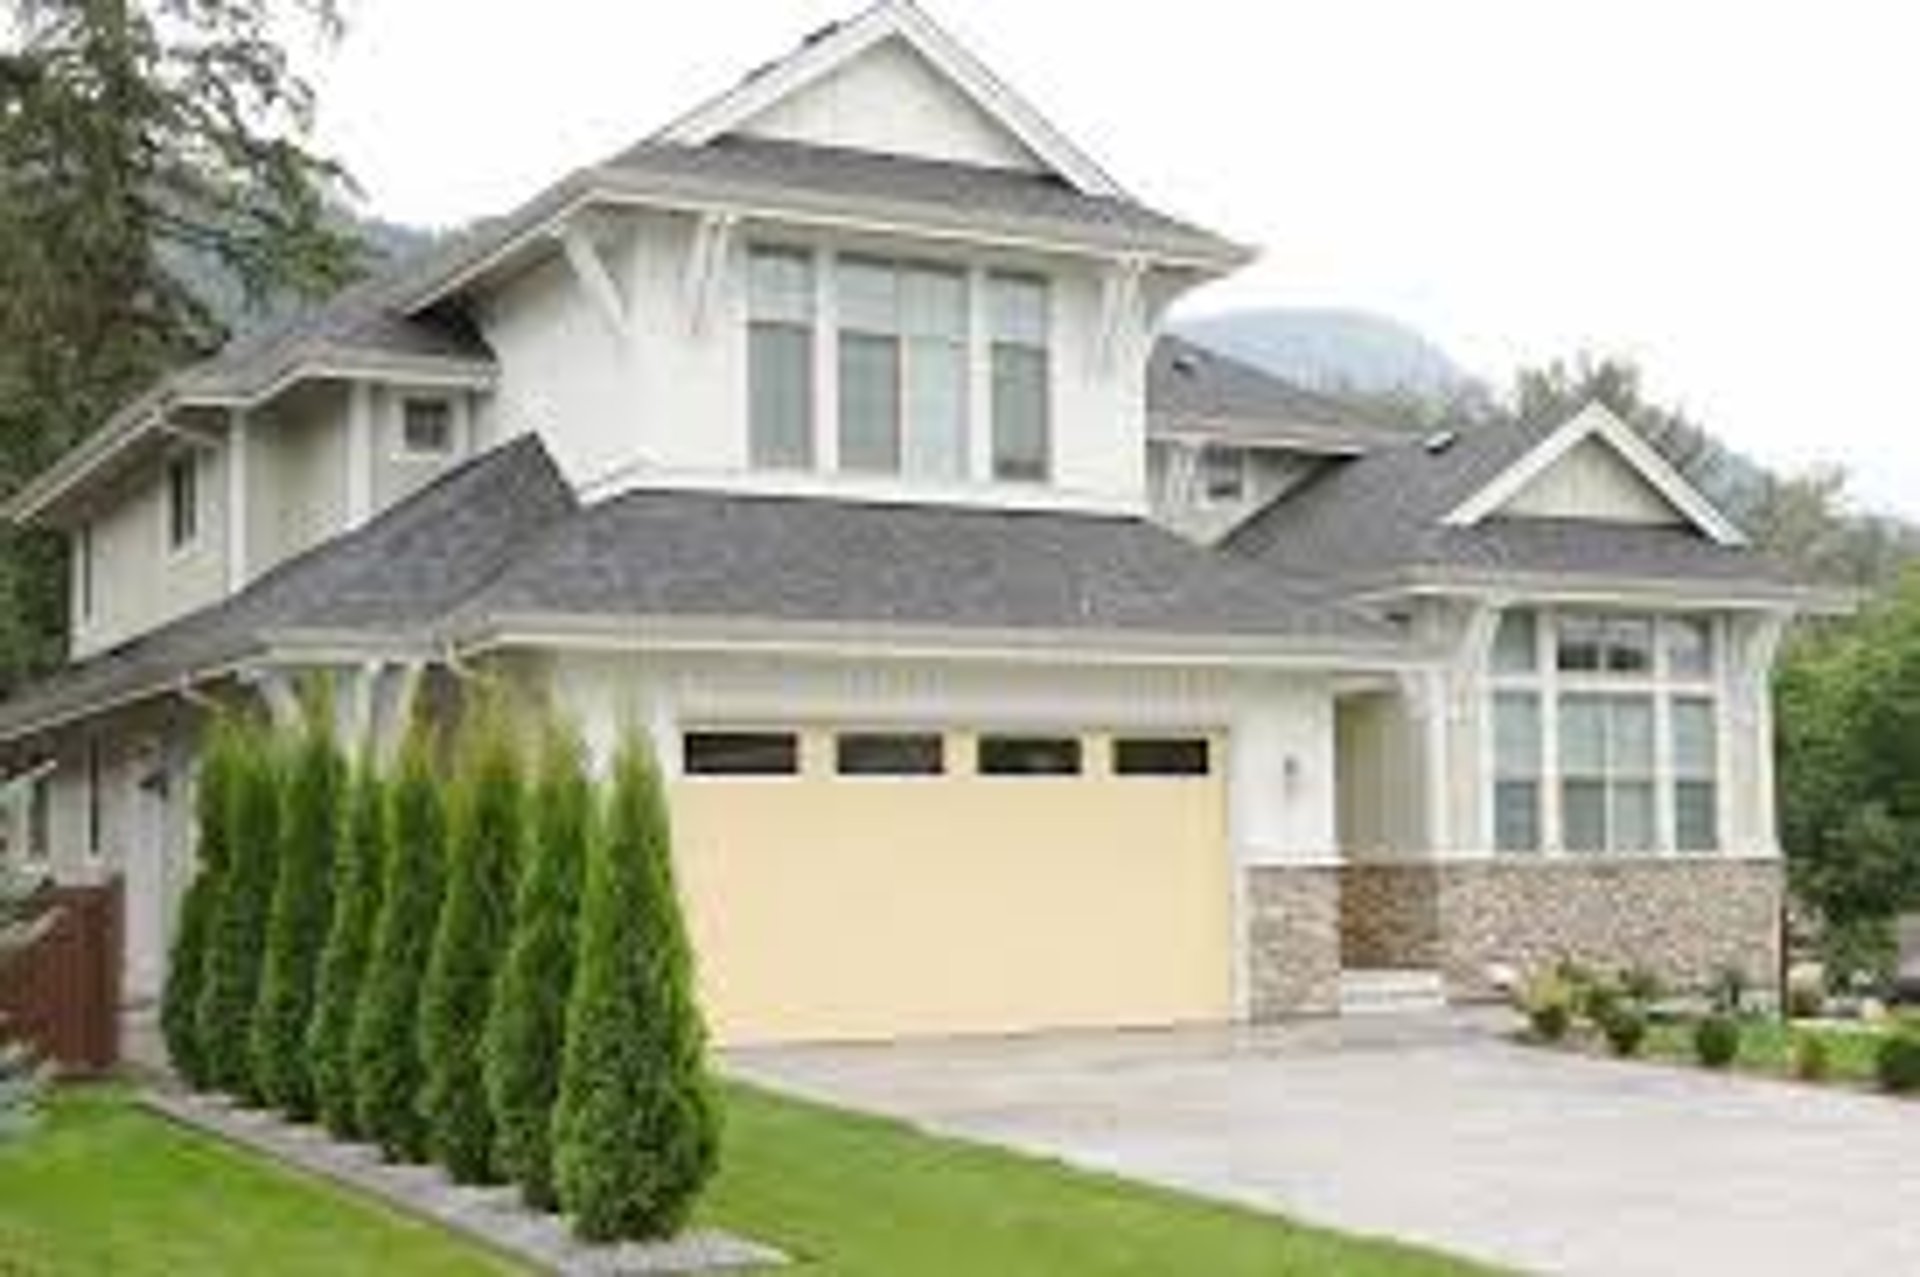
[1336,858,1782,1001]
[1245,866,1342,1018]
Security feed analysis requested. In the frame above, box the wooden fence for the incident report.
[0,879,122,1075]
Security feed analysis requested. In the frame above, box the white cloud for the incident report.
[312,0,1920,516]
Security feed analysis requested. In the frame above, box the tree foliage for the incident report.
[251,695,345,1118]
[554,731,719,1242]
[195,718,280,1100]
[419,714,523,1184]
[0,0,361,694]
[350,734,444,1162]
[485,721,592,1210]
[309,760,386,1138]
[160,715,238,1089]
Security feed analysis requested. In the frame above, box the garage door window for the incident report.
[1112,737,1210,776]
[978,735,1081,776]
[683,732,799,776]
[836,733,944,776]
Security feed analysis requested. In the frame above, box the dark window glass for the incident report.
[402,398,454,455]
[835,733,944,776]
[86,739,103,857]
[167,455,199,549]
[1112,737,1210,776]
[683,732,799,776]
[978,735,1081,776]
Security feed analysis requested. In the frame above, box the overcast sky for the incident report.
[309,0,1920,516]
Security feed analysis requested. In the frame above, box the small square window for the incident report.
[1112,737,1211,776]
[978,735,1081,777]
[1201,446,1246,503]
[683,732,798,776]
[401,398,455,457]
[836,733,944,776]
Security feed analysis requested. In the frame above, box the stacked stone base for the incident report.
[1247,858,1782,1018]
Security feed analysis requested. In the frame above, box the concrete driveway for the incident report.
[729,1014,1920,1276]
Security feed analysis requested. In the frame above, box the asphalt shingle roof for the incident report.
[455,487,1395,643]
[1146,336,1409,453]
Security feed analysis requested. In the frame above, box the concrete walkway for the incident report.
[730,1014,1920,1277]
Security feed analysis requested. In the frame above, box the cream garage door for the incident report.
[669,728,1232,1045]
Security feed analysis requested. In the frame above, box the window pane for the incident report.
[750,324,814,468]
[1559,695,1607,775]
[1492,610,1538,674]
[168,456,198,548]
[978,735,1080,776]
[1609,697,1655,775]
[992,345,1049,481]
[1494,780,1541,852]
[1605,617,1655,674]
[1610,781,1656,851]
[402,399,453,454]
[905,338,967,479]
[989,274,1048,345]
[1675,781,1718,851]
[1672,697,1716,777]
[1113,737,1210,776]
[1202,446,1245,501]
[1666,616,1714,679]
[1556,614,1604,672]
[902,268,966,339]
[1493,693,1541,778]
[839,333,901,472]
[1562,780,1607,851]
[836,733,944,776]
[683,732,799,776]
[749,248,813,324]
[837,258,898,332]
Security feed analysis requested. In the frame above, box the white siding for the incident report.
[732,36,1043,172]
[1502,436,1683,525]
[248,383,350,575]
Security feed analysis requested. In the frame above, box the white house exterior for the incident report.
[0,1,1838,1044]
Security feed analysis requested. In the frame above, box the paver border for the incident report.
[140,1090,785,1276]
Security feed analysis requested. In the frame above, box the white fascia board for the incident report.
[654,0,1125,198]
[1363,569,1858,616]
[459,612,1434,674]
[1441,402,1749,547]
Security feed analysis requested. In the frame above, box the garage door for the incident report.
[669,727,1232,1045]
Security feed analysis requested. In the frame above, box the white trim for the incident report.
[654,0,1125,198]
[1442,403,1748,546]
[391,394,460,464]
[225,410,250,594]
[559,219,632,341]
[346,381,375,529]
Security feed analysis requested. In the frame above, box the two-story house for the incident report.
[0,1,1836,1045]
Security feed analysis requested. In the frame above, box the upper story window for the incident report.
[74,523,94,621]
[165,453,200,553]
[748,248,815,470]
[400,397,455,458]
[1201,444,1247,503]
[837,257,968,480]
[989,273,1050,483]
[1488,608,1720,855]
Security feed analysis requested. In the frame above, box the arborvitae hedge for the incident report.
[250,703,345,1119]
[350,736,445,1162]
[309,762,387,1139]
[419,715,523,1184]
[195,722,281,1101]
[161,717,237,1089]
[554,731,719,1242]
[484,723,592,1209]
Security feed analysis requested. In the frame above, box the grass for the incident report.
[699,1083,1485,1276]
[1638,1017,1890,1084]
[1,1083,1481,1277]
[0,1089,520,1276]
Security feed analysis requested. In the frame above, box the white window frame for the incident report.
[1485,608,1722,856]
[163,451,203,559]
[394,394,460,463]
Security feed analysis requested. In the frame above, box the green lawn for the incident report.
[0,1086,1483,1276]
[1638,1018,1889,1084]
[0,1090,518,1276]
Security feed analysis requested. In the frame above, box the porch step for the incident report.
[1339,968,1448,1017]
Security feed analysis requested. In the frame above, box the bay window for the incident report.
[836,258,968,479]
[989,273,1050,482]
[1487,609,1721,854]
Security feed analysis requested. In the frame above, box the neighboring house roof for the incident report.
[1225,412,1820,601]
[451,486,1400,645]
[0,437,578,745]
[1145,336,1409,455]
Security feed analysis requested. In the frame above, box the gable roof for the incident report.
[0,437,577,744]
[1224,409,1818,601]
[654,0,1123,196]
[1442,402,1747,546]
[1145,336,1410,455]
